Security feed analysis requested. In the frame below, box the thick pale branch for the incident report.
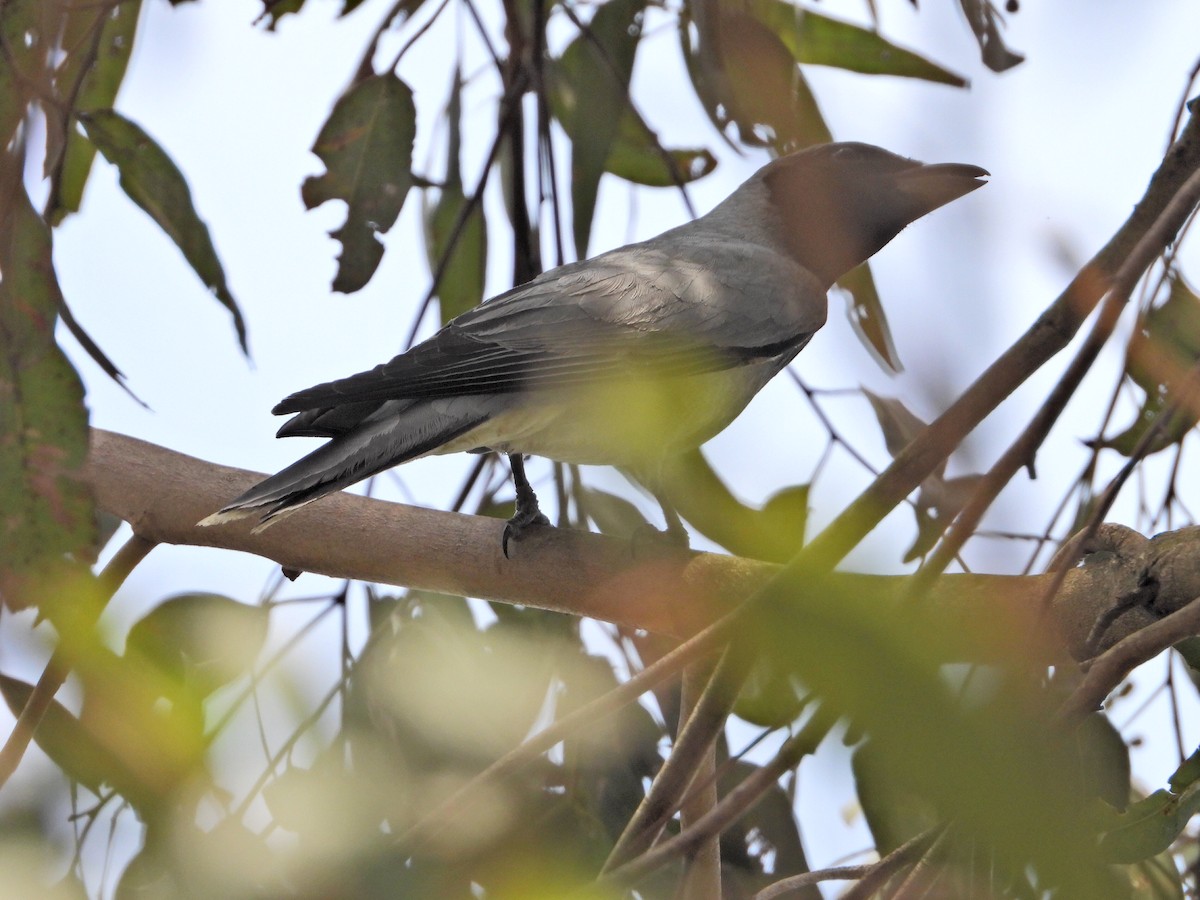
[84,429,1200,661]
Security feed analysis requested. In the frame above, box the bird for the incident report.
[200,142,987,555]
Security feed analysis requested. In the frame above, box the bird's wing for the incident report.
[275,239,825,415]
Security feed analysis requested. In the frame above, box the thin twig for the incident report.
[601,708,836,889]
[909,166,1200,598]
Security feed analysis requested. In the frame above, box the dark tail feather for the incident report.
[199,402,486,529]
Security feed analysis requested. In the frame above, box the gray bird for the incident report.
[201,143,987,554]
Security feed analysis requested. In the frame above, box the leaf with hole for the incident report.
[302,74,417,293]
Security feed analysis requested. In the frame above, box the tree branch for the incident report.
[83,429,1200,662]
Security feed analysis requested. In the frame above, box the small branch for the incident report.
[839,828,943,900]
[915,167,1200,589]
[677,663,721,900]
[1058,594,1200,723]
[603,647,746,871]
[802,106,1200,571]
[750,865,873,899]
[602,709,836,889]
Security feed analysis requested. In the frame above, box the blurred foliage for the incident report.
[1091,272,1200,457]
[3,0,1200,899]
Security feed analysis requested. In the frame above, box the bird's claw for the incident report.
[502,509,551,558]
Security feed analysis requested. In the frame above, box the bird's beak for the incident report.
[896,162,990,215]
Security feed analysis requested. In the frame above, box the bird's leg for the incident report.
[502,453,550,557]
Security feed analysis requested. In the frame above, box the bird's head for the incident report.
[761,142,988,288]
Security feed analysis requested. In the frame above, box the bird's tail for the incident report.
[198,401,487,531]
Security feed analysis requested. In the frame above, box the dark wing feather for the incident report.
[275,241,820,416]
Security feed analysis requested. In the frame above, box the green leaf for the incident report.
[555,0,648,257]
[852,738,941,853]
[656,448,807,563]
[47,0,142,224]
[423,73,487,323]
[604,126,716,188]
[1169,738,1200,794]
[751,0,967,86]
[733,657,808,728]
[579,487,651,539]
[1127,851,1186,899]
[0,674,141,800]
[302,73,416,293]
[1076,712,1131,812]
[1100,785,1200,864]
[0,175,93,600]
[549,60,715,189]
[125,593,270,696]
[78,109,248,352]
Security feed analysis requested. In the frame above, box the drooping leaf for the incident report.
[0,173,93,606]
[750,0,966,86]
[864,389,934,468]
[125,593,270,696]
[864,390,986,560]
[555,0,648,258]
[78,109,248,352]
[423,71,487,323]
[680,2,831,153]
[302,73,416,293]
[47,0,142,224]
[721,757,816,881]
[957,0,1024,72]
[837,262,902,372]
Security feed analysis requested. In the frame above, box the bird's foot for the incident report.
[502,505,550,558]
